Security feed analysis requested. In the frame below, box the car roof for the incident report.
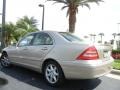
[29,30,67,34]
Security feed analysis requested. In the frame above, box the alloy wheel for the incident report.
[1,54,10,67]
[45,64,59,84]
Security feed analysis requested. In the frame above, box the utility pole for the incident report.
[1,0,6,49]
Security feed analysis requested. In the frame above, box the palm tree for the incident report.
[98,33,104,43]
[48,0,103,33]
[4,22,16,46]
[117,33,120,41]
[17,16,38,28]
[92,34,96,43]
[15,16,38,41]
[89,33,96,42]
[89,34,93,41]
[1,16,39,45]
[112,33,117,48]
[112,33,117,40]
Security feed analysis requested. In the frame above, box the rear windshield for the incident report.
[59,32,83,42]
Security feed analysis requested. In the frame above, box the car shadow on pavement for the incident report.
[0,65,101,90]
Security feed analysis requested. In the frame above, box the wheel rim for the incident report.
[45,64,59,84]
[1,55,10,67]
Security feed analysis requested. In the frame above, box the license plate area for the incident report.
[103,51,111,60]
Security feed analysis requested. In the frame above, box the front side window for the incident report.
[18,34,34,47]
[32,33,53,45]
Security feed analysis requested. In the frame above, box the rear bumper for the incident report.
[59,59,113,79]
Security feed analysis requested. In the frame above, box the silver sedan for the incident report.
[0,31,113,86]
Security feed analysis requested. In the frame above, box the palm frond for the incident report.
[66,8,70,17]
[61,5,68,10]
[76,8,79,13]
[82,0,103,5]
[47,0,67,4]
[82,3,90,9]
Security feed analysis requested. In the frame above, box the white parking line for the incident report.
[105,74,120,80]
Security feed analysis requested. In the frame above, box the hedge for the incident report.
[112,50,120,59]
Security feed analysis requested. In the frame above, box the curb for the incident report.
[111,69,120,75]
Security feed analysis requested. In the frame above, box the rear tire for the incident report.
[0,52,11,68]
[43,61,64,87]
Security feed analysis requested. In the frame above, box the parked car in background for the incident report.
[0,31,113,86]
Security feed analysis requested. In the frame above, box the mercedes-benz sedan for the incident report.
[0,31,113,86]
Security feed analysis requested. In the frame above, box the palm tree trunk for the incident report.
[69,6,77,33]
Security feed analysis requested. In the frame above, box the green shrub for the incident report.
[114,60,120,63]
[112,60,120,70]
[112,50,120,59]
[112,50,120,54]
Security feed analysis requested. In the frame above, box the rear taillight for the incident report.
[76,46,99,60]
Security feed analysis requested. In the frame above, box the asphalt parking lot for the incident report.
[0,65,120,90]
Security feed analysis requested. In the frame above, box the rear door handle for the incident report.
[41,47,48,50]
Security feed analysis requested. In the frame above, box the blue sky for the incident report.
[0,0,120,40]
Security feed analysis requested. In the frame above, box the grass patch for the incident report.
[112,60,120,70]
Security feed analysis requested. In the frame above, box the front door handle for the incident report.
[23,48,28,50]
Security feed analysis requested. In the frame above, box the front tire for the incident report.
[0,52,11,68]
[43,61,64,87]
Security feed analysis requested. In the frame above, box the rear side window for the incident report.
[32,33,53,45]
[59,32,83,42]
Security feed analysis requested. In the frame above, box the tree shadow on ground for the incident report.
[0,65,101,90]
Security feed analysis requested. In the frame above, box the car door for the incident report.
[16,32,54,69]
[14,33,35,65]
[23,32,55,69]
